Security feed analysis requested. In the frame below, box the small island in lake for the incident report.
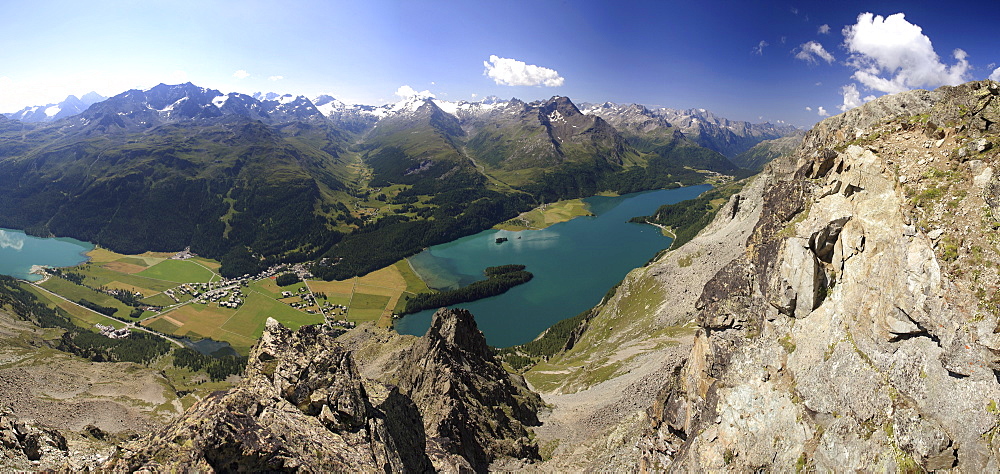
[400,264,533,315]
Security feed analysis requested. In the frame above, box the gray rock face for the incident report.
[0,408,68,465]
[397,308,542,472]
[637,82,1000,472]
[774,237,822,317]
[104,320,411,472]
[102,310,543,473]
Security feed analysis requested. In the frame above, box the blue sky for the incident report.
[1,0,998,126]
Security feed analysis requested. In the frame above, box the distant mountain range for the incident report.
[0,82,800,278]
[4,86,797,158]
[5,92,106,122]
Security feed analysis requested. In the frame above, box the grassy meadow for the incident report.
[493,199,593,231]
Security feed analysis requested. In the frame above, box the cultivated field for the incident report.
[306,260,431,327]
[35,246,435,354]
[494,199,593,231]
[136,259,217,283]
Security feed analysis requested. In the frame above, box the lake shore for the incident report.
[397,185,710,347]
[492,199,594,231]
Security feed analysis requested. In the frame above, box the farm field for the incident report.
[305,260,431,327]
[36,246,435,352]
[493,199,593,231]
[39,277,132,319]
[25,284,127,329]
[136,259,217,283]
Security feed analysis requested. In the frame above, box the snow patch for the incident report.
[212,93,229,108]
[432,99,459,115]
[161,97,188,112]
[44,105,61,117]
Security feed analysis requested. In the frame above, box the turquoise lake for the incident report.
[0,228,94,281]
[394,185,711,347]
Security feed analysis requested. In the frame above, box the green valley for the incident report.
[0,84,790,286]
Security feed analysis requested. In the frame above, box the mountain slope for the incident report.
[654,107,798,158]
[104,309,542,472]
[730,130,805,171]
[5,92,106,122]
[582,102,740,173]
[362,98,476,187]
[516,80,1000,471]
[0,83,353,266]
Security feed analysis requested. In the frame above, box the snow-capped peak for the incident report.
[313,95,348,117]
[432,99,459,115]
[390,95,432,114]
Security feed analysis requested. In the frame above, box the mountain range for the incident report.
[5,80,1000,471]
[4,92,107,122]
[0,83,799,279]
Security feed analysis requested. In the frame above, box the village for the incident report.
[94,322,130,339]
[150,255,358,330]
[27,245,417,354]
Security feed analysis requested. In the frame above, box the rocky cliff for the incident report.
[628,80,1000,471]
[484,80,1000,472]
[395,308,542,471]
[103,309,541,472]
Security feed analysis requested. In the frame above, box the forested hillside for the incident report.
[0,83,793,280]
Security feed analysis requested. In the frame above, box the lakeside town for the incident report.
[28,247,384,353]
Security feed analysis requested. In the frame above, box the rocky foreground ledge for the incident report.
[102,308,542,472]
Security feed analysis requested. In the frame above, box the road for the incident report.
[28,282,185,348]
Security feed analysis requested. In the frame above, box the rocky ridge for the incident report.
[102,308,541,472]
[582,102,798,159]
[628,80,1000,471]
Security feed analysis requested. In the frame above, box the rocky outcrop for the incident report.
[103,310,543,472]
[396,308,542,472]
[635,81,1000,471]
[104,319,413,472]
[0,407,68,467]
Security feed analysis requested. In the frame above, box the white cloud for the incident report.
[753,40,769,55]
[268,75,284,81]
[795,41,835,64]
[483,55,564,87]
[805,106,813,111]
[838,83,879,111]
[818,24,831,34]
[817,106,830,116]
[471,93,478,98]
[395,85,435,99]
[233,70,250,79]
[991,67,1000,82]
[843,12,970,95]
